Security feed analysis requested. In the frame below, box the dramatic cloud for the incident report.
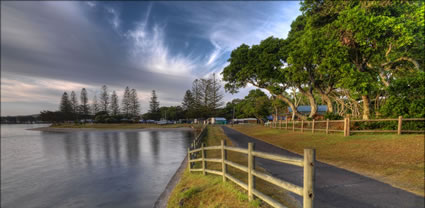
[1,1,300,116]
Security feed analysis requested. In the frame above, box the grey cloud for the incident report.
[1,2,193,109]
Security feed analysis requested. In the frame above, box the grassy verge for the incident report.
[167,125,299,208]
[231,124,425,196]
[50,123,194,129]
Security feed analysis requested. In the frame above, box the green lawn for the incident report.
[231,124,425,196]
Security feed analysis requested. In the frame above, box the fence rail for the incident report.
[267,116,424,136]
[188,140,315,208]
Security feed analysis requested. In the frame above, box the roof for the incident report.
[214,117,226,120]
[288,105,327,113]
[233,118,257,121]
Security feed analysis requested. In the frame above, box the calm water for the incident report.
[1,124,193,208]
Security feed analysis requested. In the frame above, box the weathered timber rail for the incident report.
[188,125,207,168]
[188,140,316,208]
[267,116,424,136]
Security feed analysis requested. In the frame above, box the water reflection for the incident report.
[125,132,140,165]
[1,125,194,208]
[150,131,160,160]
[82,132,93,172]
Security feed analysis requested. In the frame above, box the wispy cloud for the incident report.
[1,1,301,115]
[106,7,120,29]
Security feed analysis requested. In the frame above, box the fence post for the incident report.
[303,149,315,208]
[248,142,255,201]
[347,117,351,136]
[286,119,288,130]
[293,120,295,132]
[312,119,315,134]
[326,119,329,134]
[301,120,304,133]
[344,118,346,136]
[201,143,206,175]
[221,140,227,182]
[188,148,191,171]
[398,116,402,135]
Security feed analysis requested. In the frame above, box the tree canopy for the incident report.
[222,0,424,120]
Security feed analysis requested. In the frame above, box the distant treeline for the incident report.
[40,85,142,123]
[1,115,43,124]
[39,73,232,123]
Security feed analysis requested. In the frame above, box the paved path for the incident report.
[221,126,424,208]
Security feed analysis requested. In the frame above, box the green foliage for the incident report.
[324,112,343,120]
[222,1,424,120]
[238,89,271,122]
[380,72,425,118]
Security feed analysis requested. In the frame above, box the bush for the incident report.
[380,72,425,119]
[324,112,343,120]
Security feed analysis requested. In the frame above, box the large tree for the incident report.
[121,86,131,118]
[80,88,89,116]
[59,92,72,115]
[110,90,120,116]
[92,94,99,115]
[222,37,308,120]
[149,90,160,113]
[208,73,224,116]
[70,91,79,118]
[182,90,195,119]
[99,85,109,113]
[129,89,140,117]
[238,89,271,124]
[300,0,424,119]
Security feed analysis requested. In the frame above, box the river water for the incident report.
[1,124,193,208]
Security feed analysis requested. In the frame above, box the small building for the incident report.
[210,117,227,124]
[287,105,328,120]
[232,118,259,124]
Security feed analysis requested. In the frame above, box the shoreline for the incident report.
[28,126,194,133]
[153,155,188,208]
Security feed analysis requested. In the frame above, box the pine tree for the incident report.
[208,73,224,116]
[59,92,72,114]
[70,91,79,118]
[182,90,194,111]
[121,86,131,118]
[200,78,211,109]
[110,90,120,116]
[80,88,89,116]
[92,94,99,115]
[99,85,109,113]
[191,79,203,117]
[182,90,195,119]
[129,89,140,117]
[149,90,160,113]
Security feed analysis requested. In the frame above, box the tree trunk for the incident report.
[318,92,334,113]
[306,93,317,118]
[256,115,264,125]
[298,87,317,118]
[361,95,370,120]
[276,94,307,120]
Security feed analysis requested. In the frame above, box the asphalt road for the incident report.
[221,126,424,208]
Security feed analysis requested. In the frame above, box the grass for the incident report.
[231,124,425,196]
[50,123,195,129]
[167,125,299,208]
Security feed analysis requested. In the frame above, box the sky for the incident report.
[1,1,301,116]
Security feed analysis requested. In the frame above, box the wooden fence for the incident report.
[267,116,425,136]
[188,141,316,208]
